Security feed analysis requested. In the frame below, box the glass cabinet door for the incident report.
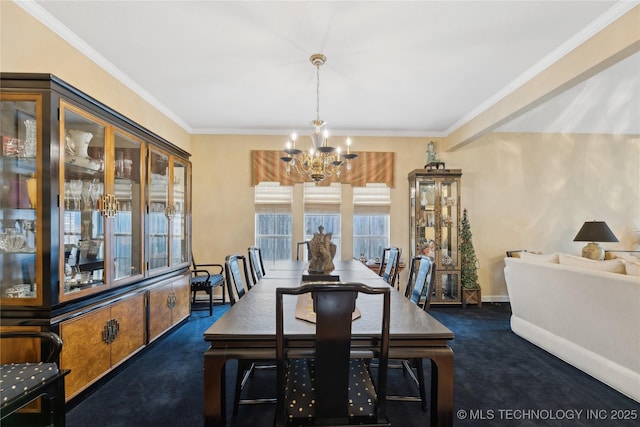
[0,95,40,304]
[440,178,459,268]
[170,159,189,266]
[417,179,437,259]
[60,103,107,299]
[112,130,144,283]
[148,148,170,272]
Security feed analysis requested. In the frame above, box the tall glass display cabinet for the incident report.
[0,74,192,402]
[408,169,462,304]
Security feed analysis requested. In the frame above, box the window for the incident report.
[255,182,292,261]
[353,184,390,260]
[353,214,389,261]
[304,213,341,257]
[255,213,292,261]
[304,183,341,259]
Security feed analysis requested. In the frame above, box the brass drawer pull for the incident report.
[102,318,120,344]
[167,291,177,309]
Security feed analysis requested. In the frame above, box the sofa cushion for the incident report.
[624,259,640,277]
[605,251,640,261]
[519,251,559,264]
[558,253,626,274]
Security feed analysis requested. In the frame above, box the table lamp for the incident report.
[573,221,618,260]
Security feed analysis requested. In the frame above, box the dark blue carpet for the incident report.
[66,303,639,426]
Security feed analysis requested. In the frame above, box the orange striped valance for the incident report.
[251,150,395,187]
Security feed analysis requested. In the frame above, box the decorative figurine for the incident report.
[308,225,336,274]
[426,141,437,164]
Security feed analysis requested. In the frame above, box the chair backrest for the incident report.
[275,282,390,425]
[404,255,435,311]
[296,241,311,261]
[191,251,198,270]
[379,246,401,287]
[224,254,251,304]
[247,246,265,284]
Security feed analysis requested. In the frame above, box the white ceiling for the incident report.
[19,1,640,137]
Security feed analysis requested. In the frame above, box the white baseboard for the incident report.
[480,294,510,303]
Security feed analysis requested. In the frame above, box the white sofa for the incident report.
[504,255,640,402]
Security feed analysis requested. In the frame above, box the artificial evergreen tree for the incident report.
[460,208,480,289]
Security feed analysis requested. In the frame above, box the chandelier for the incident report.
[281,53,357,182]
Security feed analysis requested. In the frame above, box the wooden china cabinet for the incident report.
[0,74,192,401]
[408,168,462,305]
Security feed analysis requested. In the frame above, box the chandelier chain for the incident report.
[316,61,321,125]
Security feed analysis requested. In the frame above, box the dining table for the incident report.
[203,259,454,427]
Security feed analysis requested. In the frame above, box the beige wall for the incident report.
[192,133,639,301]
[0,2,191,151]
[441,132,640,298]
[4,2,639,301]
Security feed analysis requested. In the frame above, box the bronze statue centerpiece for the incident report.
[307,225,336,275]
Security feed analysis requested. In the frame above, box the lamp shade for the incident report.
[573,221,618,243]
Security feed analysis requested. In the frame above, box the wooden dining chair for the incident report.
[378,246,401,289]
[275,282,391,427]
[247,246,266,285]
[225,253,276,414]
[386,255,435,411]
[224,254,252,304]
[295,241,311,261]
[405,255,436,311]
[191,252,225,316]
[0,331,70,427]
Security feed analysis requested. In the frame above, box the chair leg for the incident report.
[233,360,248,415]
[416,358,427,411]
[208,286,213,316]
[223,280,227,304]
[53,378,67,427]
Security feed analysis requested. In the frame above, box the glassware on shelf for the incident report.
[90,179,103,209]
[2,137,20,157]
[81,180,90,210]
[67,179,82,210]
[0,228,29,253]
[66,129,102,171]
[4,284,32,298]
[22,119,37,158]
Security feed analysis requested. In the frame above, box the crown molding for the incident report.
[13,0,193,133]
[444,1,640,137]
